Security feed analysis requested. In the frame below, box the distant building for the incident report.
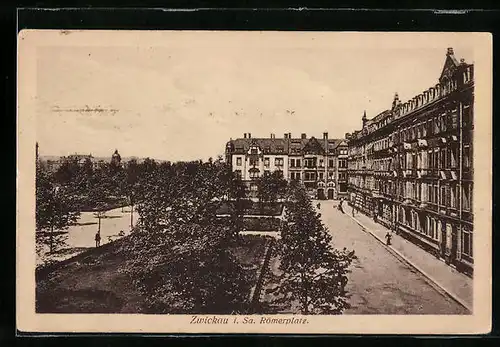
[346,47,474,276]
[111,149,122,167]
[225,132,348,199]
[41,150,122,172]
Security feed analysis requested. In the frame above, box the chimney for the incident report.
[248,133,251,139]
[244,133,247,139]
[345,133,351,140]
[323,132,328,140]
[362,110,367,127]
[284,133,288,139]
[288,132,291,139]
[447,47,454,56]
[301,133,306,139]
[270,133,275,139]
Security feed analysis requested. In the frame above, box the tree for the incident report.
[122,159,140,230]
[272,183,355,314]
[123,223,250,314]
[227,172,247,239]
[87,165,113,238]
[36,164,80,254]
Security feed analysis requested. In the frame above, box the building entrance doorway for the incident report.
[317,189,326,200]
[327,188,335,200]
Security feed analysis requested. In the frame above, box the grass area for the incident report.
[217,200,283,216]
[36,232,271,314]
[242,217,281,231]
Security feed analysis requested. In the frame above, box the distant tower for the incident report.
[35,142,39,162]
[111,149,121,166]
[392,92,400,109]
[362,110,367,127]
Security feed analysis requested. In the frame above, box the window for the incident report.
[329,171,334,178]
[264,157,270,168]
[236,157,242,166]
[305,158,315,168]
[251,148,258,155]
[319,172,324,180]
[328,159,334,168]
[463,145,471,168]
[249,169,260,179]
[339,159,347,168]
[319,159,324,167]
[250,183,258,191]
[450,112,458,129]
[249,157,258,166]
[290,158,295,168]
[291,172,301,180]
[264,170,270,176]
[440,115,447,132]
[440,186,446,206]
[296,159,301,167]
[462,183,472,211]
[276,146,284,153]
[304,172,316,181]
[275,157,284,167]
[439,148,446,169]
[462,227,473,257]
[234,170,242,178]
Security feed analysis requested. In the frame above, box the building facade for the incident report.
[346,48,474,276]
[225,132,348,199]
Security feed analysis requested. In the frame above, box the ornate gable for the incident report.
[302,137,325,155]
[439,47,460,82]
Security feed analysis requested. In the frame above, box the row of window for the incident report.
[395,181,472,211]
[397,207,473,257]
[236,156,347,169]
[395,111,463,145]
[373,138,391,152]
[350,177,473,211]
[348,144,471,171]
[397,145,471,170]
[237,168,347,182]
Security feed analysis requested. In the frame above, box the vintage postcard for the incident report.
[17,30,492,334]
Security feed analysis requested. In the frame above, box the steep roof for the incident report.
[228,135,346,155]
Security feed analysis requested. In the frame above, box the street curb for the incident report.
[346,214,472,313]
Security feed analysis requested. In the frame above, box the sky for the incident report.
[35,31,475,161]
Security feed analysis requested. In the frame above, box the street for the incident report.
[315,200,468,314]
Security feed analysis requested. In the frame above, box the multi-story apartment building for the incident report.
[225,132,348,199]
[346,47,474,276]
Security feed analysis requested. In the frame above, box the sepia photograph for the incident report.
[17,30,492,334]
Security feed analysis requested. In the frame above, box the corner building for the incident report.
[225,132,348,200]
[346,48,474,276]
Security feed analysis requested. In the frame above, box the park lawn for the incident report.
[242,217,281,231]
[36,233,270,314]
[217,200,284,216]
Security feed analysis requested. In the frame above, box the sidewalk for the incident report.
[345,209,473,312]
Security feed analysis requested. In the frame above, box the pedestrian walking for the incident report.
[338,198,345,214]
[317,202,321,209]
[352,203,356,216]
[373,207,378,223]
[385,231,392,246]
[95,232,101,247]
[118,229,125,236]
